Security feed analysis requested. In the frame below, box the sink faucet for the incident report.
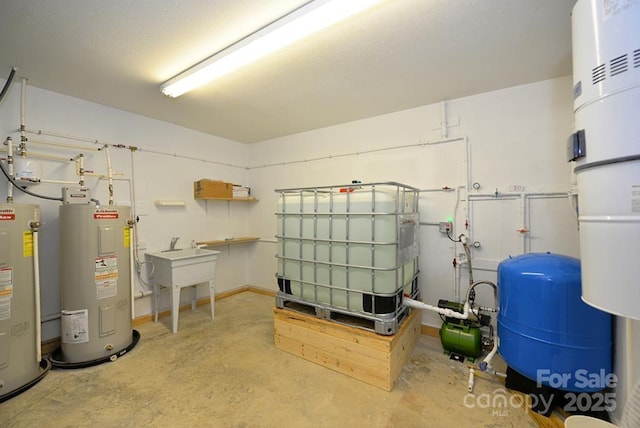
[170,237,180,250]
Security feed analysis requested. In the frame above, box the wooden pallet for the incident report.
[273,306,421,391]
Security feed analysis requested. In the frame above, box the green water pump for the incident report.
[438,300,483,358]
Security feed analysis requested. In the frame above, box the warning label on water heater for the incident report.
[0,267,13,320]
[0,208,15,221]
[95,255,118,300]
[0,267,13,297]
[23,231,33,257]
[61,309,89,344]
[94,209,119,220]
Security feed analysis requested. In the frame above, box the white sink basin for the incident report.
[146,247,221,333]
[146,248,220,288]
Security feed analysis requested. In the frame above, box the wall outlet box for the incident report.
[439,221,453,233]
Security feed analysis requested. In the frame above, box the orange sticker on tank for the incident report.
[94,212,119,219]
[0,208,15,220]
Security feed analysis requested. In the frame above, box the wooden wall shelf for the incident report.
[194,196,257,202]
[196,237,260,247]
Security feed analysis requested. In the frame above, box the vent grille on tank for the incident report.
[592,64,606,84]
[610,54,628,76]
[592,48,640,85]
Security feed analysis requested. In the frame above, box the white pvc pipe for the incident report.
[134,290,153,299]
[403,296,471,320]
[28,128,246,169]
[468,368,475,392]
[76,154,85,188]
[480,337,499,371]
[418,187,456,193]
[104,145,114,205]
[463,137,472,240]
[129,149,144,267]
[440,101,448,139]
[20,78,27,146]
[32,228,42,362]
[454,262,462,303]
[130,227,135,320]
[469,191,569,199]
[28,138,101,152]
[519,193,528,254]
[6,137,13,201]
[0,147,72,162]
[37,179,80,185]
[26,129,101,146]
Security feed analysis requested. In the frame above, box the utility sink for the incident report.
[146,248,220,287]
[146,248,220,333]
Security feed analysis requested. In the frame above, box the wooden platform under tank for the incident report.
[273,307,421,391]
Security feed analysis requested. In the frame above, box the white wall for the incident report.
[1,74,637,421]
[0,82,252,341]
[246,75,639,423]
[247,76,579,324]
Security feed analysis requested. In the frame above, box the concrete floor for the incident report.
[2,291,537,427]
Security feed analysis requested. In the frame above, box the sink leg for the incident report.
[172,286,180,333]
[191,286,197,311]
[154,283,159,323]
[208,278,215,320]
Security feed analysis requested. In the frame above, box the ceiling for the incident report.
[0,0,576,144]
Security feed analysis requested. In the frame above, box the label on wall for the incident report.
[95,255,118,299]
[61,309,89,344]
[23,231,33,257]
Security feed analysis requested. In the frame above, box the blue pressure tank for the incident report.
[497,253,612,392]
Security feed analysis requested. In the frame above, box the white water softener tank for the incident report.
[0,204,45,399]
[570,0,640,320]
[59,202,133,363]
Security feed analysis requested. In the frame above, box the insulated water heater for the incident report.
[570,0,640,320]
[0,204,48,401]
[59,202,134,363]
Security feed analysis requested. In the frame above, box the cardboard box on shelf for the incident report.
[232,185,250,199]
[194,179,233,199]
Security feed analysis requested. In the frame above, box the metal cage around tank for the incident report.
[275,182,420,335]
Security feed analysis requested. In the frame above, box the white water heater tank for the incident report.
[571,0,640,320]
[59,204,133,363]
[0,204,45,400]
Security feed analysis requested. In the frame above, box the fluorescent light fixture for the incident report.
[160,0,384,97]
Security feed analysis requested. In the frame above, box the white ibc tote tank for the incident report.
[0,203,50,402]
[53,201,139,366]
[570,0,640,320]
